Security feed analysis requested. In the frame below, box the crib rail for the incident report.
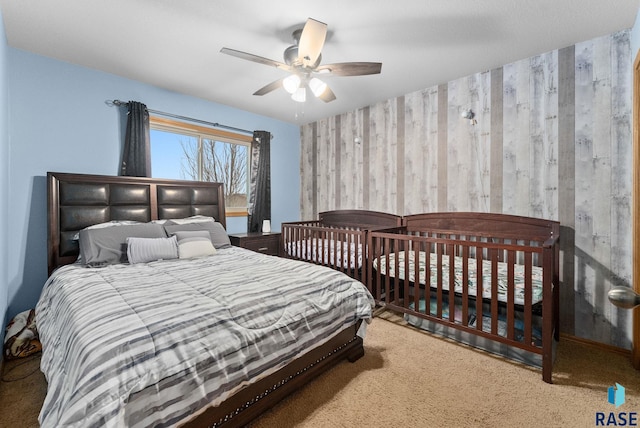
[367,227,559,383]
[281,222,368,282]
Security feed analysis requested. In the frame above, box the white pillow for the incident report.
[126,235,179,264]
[174,230,217,259]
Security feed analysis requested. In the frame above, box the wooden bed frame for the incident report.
[46,172,365,427]
[281,210,402,283]
[366,212,560,383]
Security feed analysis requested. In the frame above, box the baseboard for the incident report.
[560,332,631,358]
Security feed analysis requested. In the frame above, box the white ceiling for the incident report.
[1,0,639,125]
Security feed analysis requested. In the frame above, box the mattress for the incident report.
[285,238,364,270]
[373,250,544,305]
[36,246,374,428]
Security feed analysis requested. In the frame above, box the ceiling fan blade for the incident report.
[318,85,336,103]
[316,62,382,76]
[253,78,285,96]
[298,18,327,68]
[220,47,292,71]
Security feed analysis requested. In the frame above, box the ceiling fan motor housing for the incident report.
[283,45,299,66]
[284,28,322,69]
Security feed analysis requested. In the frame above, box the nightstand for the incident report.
[229,232,281,256]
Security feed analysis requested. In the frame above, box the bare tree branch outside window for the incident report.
[181,138,248,208]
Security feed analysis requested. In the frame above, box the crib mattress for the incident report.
[374,251,543,305]
[285,238,363,270]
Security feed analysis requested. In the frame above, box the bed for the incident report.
[366,212,560,383]
[281,210,402,283]
[39,172,375,428]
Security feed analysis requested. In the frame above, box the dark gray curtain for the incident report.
[247,130,271,233]
[120,101,151,177]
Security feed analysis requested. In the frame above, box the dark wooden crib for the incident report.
[366,212,560,383]
[281,210,402,283]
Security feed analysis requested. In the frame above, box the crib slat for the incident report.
[299,227,305,260]
[543,241,556,383]
[303,227,308,261]
[320,229,326,266]
[303,226,307,259]
[475,245,483,332]
[448,242,455,323]
[436,243,444,318]
[395,236,401,305]
[340,230,346,274]
[461,246,470,326]
[524,251,533,346]
[491,248,499,335]
[507,250,516,341]
[374,236,382,301]
[293,226,298,258]
[347,231,353,277]
[291,226,296,257]
[330,229,334,268]
[333,230,338,270]
[352,231,359,280]
[352,231,358,279]
[336,230,342,272]
[338,230,343,272]
[402,239,410,310]
[310,228,315,264]
[300,226,305,259]
[413,244,420,314]
[343,231,349,275]
[358,231,365,283]
[287,225,293,257]
[424,239,432,291]
[384,237,392,304]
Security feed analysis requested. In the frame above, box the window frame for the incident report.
[149,116,253,217]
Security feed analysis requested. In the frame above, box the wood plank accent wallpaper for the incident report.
[300,30,633,349]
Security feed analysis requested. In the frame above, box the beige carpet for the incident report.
[251,311,640,428]
[1,310,639,428]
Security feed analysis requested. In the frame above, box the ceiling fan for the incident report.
[220,18,382,103]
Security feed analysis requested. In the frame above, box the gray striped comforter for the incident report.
[36,246,374,428]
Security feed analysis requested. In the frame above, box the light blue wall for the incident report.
[632,7,640,61]
[6,48,300,321]
[0,10,9,331]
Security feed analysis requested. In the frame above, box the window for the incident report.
[150,117,252,216]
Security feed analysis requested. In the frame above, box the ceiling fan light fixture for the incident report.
[283,74,301,94]
[291,87,307,103]
[309,77,328,97]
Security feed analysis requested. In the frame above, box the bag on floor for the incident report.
[3,309,41,359]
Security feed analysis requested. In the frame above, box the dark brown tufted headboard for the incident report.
[47,172,226,275]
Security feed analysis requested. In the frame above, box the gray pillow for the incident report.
[163,221,231,249]
[126,235,179,264]
[72,220,142,240]
[79,223,167,267]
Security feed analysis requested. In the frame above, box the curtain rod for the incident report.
[108,100,254,136]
